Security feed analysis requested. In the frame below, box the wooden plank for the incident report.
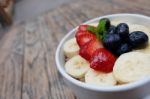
[22,18,50,99]
[0,26,24,99]
[0,51,23,99]
[38,16,75,99]
[0,25,24,54]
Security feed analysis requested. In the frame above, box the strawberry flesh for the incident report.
[90,48,116,73]
[78,25,89,31]
[76,31,97,47]
[75,25,96,38]
[79,39,103,61]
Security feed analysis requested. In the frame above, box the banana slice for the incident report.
[85,69,117,86]
[65,55,90,79]
[111,21,131,26]
[88,23,98,27]
[113,52,150,83]
[63,38,79,59]
[129,24,150,37]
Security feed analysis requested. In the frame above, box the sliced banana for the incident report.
[88,23,98,27]
[129,24,150,37]
[65,55,90,79]
[85,69,117,86]
[113,52,150,83]
[63,38,79,59]
[111,21,132,26]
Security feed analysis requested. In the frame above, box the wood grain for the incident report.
[22,18,50,99]
[0,0,150,99]
[0,26,24,99]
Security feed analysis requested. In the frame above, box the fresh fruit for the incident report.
[113,52,150,83]
[103,33,121,51]
[115,43,132,56]
[78,25,89,31]
[75,31,87,38]
[76,31,97,47]
[85,69,117,86]
[107,25,116,34]
[75,25,95,38]
[79,39,103,61]
[90,48,116,73]
[129,31,149,48]
[116,23,129,39]
[63,38,80,59]
[65,55,90,79]
[129,24,150,37]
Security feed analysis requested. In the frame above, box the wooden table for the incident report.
[0,0,150,99]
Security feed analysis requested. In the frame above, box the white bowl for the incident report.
[55,14,150,99]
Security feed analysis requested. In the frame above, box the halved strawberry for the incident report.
[75,31,87,38]
[90,48,116,73]
[76,31,97,47]
[75,25,96,38]
[78,25,89,31]
[79,39,103,61]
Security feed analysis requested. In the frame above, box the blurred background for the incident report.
[0,0,74,25]
[14,0,73,22]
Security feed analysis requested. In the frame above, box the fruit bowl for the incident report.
[55,14,150,99]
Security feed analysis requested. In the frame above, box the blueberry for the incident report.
[107,25,116,34]
[129,31,149,48]
[103,34,121,51]
[116,23,129,39]
[115,43,132,56]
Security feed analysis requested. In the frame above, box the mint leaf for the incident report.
[96,18,110,39]
[87,26,97,34]
[86,18,110,40]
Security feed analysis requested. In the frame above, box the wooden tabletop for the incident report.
[0,0,150,99]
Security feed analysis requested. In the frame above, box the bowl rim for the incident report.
[55,13,150,92]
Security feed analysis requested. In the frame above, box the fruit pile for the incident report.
[63,18,150,86]
[76,18,149,73]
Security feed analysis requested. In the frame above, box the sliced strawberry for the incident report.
[75,25,96,38]
[78,25,89,31]
[76,31,97,47]
[75,31,87,38]
[90,48,116,73]
[79,39,103,61]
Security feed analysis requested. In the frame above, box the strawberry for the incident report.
[79,39,103,61]
[75,31,87,38]
[75,25,96,38]
[76,31,97,47]
[90,48,116,73]
[78,25,89,31]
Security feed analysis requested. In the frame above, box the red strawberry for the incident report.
[79,39,103,61]
[75,31,87,38]
[75,25,96,37]
[78,25,89,31]
[90,48,116,73]
[76,31,97,47]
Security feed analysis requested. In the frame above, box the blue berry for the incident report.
[107,25,116,34]
[116,43,132,56]
[103,34,121,51]
[116,23,129,39]
[129,31,149,48]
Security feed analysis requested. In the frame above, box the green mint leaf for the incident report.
[96,18,110,39]
[87,26,97,34]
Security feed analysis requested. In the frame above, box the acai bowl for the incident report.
[55,14,150,99]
